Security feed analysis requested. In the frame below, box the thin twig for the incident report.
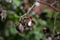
[19,1,60,21]
[50,0,57,6]
[19,4,35,21]
[53,14,57,34]
[38,1,60,12]
[53,12,59,34]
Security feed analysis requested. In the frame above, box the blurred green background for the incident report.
[0,0,60,40]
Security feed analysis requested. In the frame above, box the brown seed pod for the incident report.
[16,23,24,33]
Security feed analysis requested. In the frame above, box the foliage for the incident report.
[0,0,60,40]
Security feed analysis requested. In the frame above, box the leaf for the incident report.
[7,12,19,21]
[13,0,21,7]
[44,9,54,18]
[37,19,47,26]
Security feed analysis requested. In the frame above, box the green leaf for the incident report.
[13,0,21,7]
[44,9,54,18]
[7,13,19,21]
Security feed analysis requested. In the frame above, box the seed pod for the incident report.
[16,23,24,33]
